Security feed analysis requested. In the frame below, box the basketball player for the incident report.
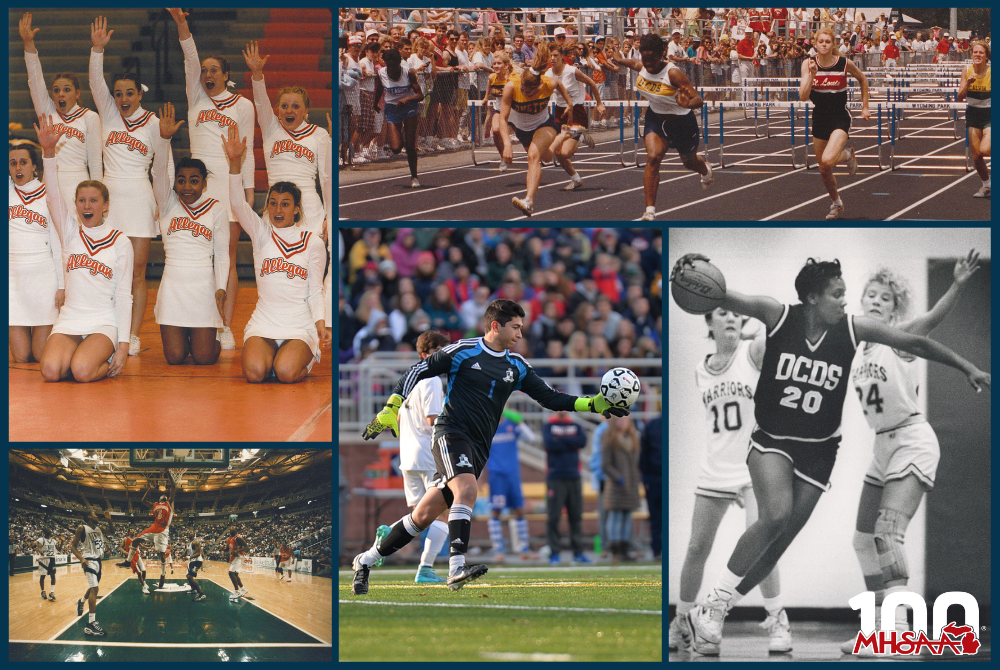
[672,254,990,656]
[278,543,294,582]
[118,534,149,594]
[185,535,207,601]
[165,543,174,574]
[273,542,282,580]
[35,528,59,601]
[71,509,114,637]
[669,309,790,654]
[395,329,451,584]
[136,481,175,589]
[223,527,249,599]
[840,250,980,653]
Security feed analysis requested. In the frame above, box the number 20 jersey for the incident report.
[694,339,759,488]
[754,304,859,441]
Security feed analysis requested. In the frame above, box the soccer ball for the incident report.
[600,367,641,409]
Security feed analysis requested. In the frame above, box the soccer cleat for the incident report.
[49,592,56,601]
[352,555,370,595]
[572,554,593,565]
[668,614,692,651]
[219,327,236,350]
[415,566,446,584]
[760,609,793,653]
[194,594,207,601]
[701,162,715,190]
[511,197,533,217]
[640,209,655,221]
[84,621,106,637]
[563,178,583,191]
[372,525,390,567]
[446,564,488,591]
[826,201,845,220]
[77,599,84,616]
[973,185,990,198]
[129,335,140,356]
[687,595,728,656]
[847,146,858,176]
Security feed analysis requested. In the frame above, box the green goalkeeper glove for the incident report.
[574,395,630,419]
[362,394,404,439]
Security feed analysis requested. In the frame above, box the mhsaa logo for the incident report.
[848,591,980,656]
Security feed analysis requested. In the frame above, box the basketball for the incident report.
[671,259,727,314]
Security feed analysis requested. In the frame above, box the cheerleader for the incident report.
[19,12,103,211]
[324,114,333,329]
[167,8,256,350]
[152,102,229,365]
[89,16,172,356]
[243,41,329,239]
[35,114,133,382]
[9,140,64,363]
[221,126,331,383]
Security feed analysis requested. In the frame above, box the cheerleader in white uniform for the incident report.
[152,102,229,366]
[222,126,331,383]
[20,13,103,212]
[243,41,329,239]
[89,16,172,357]
[323,114,333,328]
[168,8,256,350]
[35,114,133,382]
[9,142,65,363]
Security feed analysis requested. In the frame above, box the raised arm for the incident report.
[153,102,185,211]
[222,125,264,239]
[35,115,71,245]
[21,14,57,119]
[897,250,980,336]
[611,53,643,71]
[89,17,117,118]
[671,253,785,329]
[244,41,276,131]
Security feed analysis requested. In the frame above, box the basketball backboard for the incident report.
[129,448,229,468]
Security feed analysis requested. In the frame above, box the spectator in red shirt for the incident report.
[736,28,756,83]
[771,7,789,38]
[935,33,951,62]
[592,252,623,304]
[882,35,900,65]
[446,262,480,308]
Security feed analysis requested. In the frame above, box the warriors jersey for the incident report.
[153,136,229,289]
[9,178,65,281]
[393,337,578,454]
[507,72,556,131]
[42,156,133,343]
[79,524,106,560]
[230,175,326,328]
[755,304,858,441]
[151,501,173,531]
[252,76,328,234]
[179,36,256,219]
[487,72,508,110]
[553,65,586,107]
[695,340,760,487]
[637,62,688,115]
[25,51,103,182]
[965,65,991,108]
[809,56,849,113]
[379,63,413,106]
[851,342,923,433]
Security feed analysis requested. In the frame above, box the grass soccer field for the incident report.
[339,565,662,661]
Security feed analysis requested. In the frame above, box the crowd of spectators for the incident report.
[339,228,662,388]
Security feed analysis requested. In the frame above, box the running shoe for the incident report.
[219,327,236,350]
[498,162,508,172]
[446,564,488,591]
[760,609,793,653]
[84,621,106,637]
[41,591,47,600]
[410,178,420,189]
[77,599,84,616]
[194,593,207,601]
[973,185,990,198]
[700,162,715,190]
[825,201,845,220]
[351,555,370,595]
[129,335,140,356]
[847,146,858,176]
[372,525,390,567]
[668,614,692,651]
[142,586,149,594]
[414,566,446,584]
[510,134,520,144]
[687,595,728,656]
[563,177,584,191]
[49,592,56,601]
[640,209,656,221]
[511,197,533,217]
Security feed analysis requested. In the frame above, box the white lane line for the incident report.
[480,652,574,661]
[885,169,981,220]
[339,600,662,615]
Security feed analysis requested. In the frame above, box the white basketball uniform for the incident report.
[42,156,133,345]
[79,523,107,589]
[852,342,939,490]
[9,177,64,326]
[398,375,445,506]
[229,175,326,368]
[89,49,173,238]
[179,36,256,221]
[35,536,58,577]
[187,541,204,575]
[252,75,329,235]
[25,50,103,208]
[694,339,760,499]
[152,136,230,328]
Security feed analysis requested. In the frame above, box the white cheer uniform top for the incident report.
[851,342,923,433]
[24,50,103,207]
[229,174,326,338]
[636,61,690,115]
[43,156,133,344]
[323,132,333,327]
[553,64,586,107]
[153,136,229,288]
[251,75,329,235]
[694,340,759,488]
[9,177,64,282]
[179,36,256,220]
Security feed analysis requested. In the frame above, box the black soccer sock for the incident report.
[378,514,426,556]
[448,504,474,569]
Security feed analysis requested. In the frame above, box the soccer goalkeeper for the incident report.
[354,299,628,594]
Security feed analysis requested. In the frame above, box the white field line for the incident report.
[339,599,661,615]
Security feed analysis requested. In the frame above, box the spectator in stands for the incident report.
[639,413,662,560]
[542,410,590,565]
[389,228,421,278]
[412,251,438,304]
[377,260,400,305]
[445,262,480,308]
[521,29,537,63]
[592,252,623,304]
[388,291,427,344]
[435,244,468,282]
[486,242,520,290]
[511,33,525,65]
[459,285,492,333]
[424,283,462,338]
[457,228,490,277]
[348,228,392,285]
[602,415,641,563]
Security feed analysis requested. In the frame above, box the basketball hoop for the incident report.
[169,468,187,487]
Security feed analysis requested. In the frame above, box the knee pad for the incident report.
[851,530,881,576]
[874,508,911,582]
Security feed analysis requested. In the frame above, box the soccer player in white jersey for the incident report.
[36,114,133,382]
[168,8,256,349]
[840,250,981,653]
[222,125,331,382]
[669,309,790,654]
[396,329,452,584]
[35,528,59,601]
[71,509,114,637]
[20,13,103,212]
[152,102,229,365]
[9,140,65,364]
[90,16,174,357]
[243,41,329,239]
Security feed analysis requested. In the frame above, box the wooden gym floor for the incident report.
[8,285,332,442]
[9,559,332,661]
